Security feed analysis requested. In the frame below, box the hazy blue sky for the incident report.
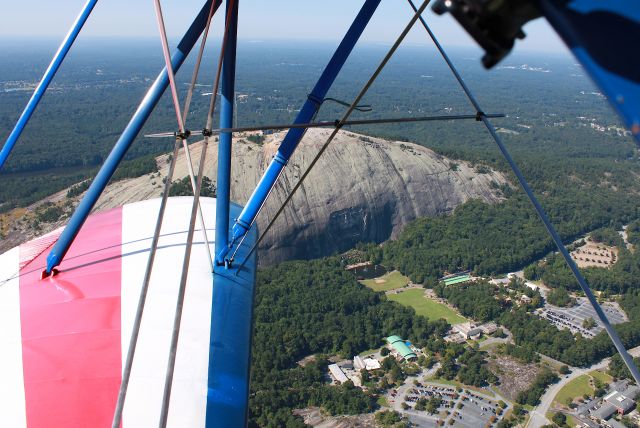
[1,0,568,55]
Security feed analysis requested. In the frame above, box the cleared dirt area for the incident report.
[570,240,617,268]
[293,408,377,428]
[486,355,542,401]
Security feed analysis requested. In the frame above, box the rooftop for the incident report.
[386,335,417,360]
[593,402,617,420]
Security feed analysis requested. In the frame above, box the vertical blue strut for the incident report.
[0,0,98,171]
[216,0,382,263]
[45,0,220,274]
[215,0,240,266]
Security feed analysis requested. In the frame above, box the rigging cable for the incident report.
[153,0,214,265]
[406,0,640,384]
[110,2,220,427]
[235,0,433,271]
[144,112,505,138]
[157,0,238,426]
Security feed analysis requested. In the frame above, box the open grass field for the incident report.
[360,270,409,292]
[388,289,467,324]
[553,374,593,406]
[359,348,380,357]
[589,370,613,384]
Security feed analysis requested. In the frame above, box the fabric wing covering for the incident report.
[0,197,227,427]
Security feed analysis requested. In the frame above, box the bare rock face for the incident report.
[239,129,507,264]
[97,129,506,264]
[2,129,507,264]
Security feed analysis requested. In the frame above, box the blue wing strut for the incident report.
[0,0,99,171]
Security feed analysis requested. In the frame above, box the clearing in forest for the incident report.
[553,375,593,406]
[387,289,467,324]
[360,270,409,292]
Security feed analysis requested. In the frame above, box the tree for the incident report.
[551,412,566,426]
[415,398,427,411]
[375,410,403,427]
[381,347,390,356]
[559,365,570,375]
[426,396,442,414]
[546,287,575,307]
[494,328,507,338]
[583,317,596,329]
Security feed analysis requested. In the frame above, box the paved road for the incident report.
[479,330,513,350]
[527,346,640,428]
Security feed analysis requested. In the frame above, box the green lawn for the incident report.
[388,289,467,324]
[359,347,380,357]
[589,370,613,384]
[360,270,410,292]
[553,374,593,406]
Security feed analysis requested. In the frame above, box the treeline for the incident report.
[380,190,637,283]
[501,308,640,367]
[546,287,575,307]
[168,176,216,198]
[515,368,559,406]
[590,227,625,247]
[434,281,505,322]
[436,345,497,387]
[249,258,449,426]
[609,353,640,380]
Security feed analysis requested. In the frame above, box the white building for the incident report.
[453,322,483,339]
[328,364,349,384]
[353,356,381,371]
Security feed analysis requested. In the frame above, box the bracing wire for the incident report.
[110,141,182,428]
[110,2,220,427]
[144,113,506,138]
[236,0,433,271]
[157,1,237,426]
[153,0,214,265]
[406,0,640,384]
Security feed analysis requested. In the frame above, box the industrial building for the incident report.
[386,335,417,361]
[592,384,640,424]
[328,363,349,384]
[353,355,381,371]
[604,390,635,414]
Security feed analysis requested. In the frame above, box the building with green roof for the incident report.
[386,335,417,361]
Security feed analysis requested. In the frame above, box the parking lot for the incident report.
[537,298,627,338]
[403,383,504,427]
